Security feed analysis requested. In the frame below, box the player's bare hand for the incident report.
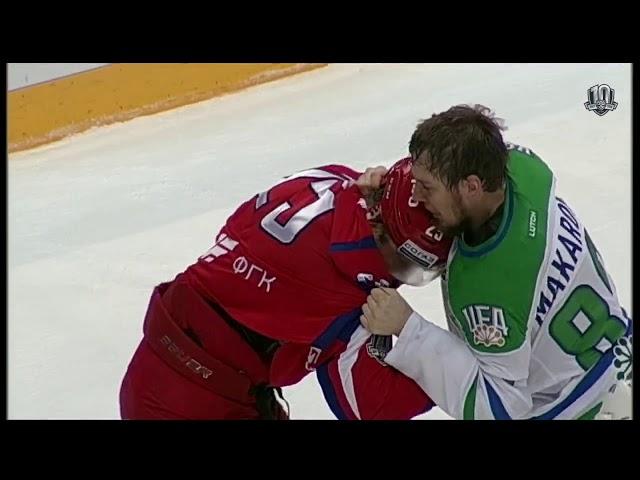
[356,166,388,196]
[360,287,413,336]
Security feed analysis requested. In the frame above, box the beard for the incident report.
[433,213,469,238]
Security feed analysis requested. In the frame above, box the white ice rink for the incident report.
[8,63,632,420]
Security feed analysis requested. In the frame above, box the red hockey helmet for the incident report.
[377,157,452,285]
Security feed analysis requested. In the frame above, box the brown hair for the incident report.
[409,104,508,192]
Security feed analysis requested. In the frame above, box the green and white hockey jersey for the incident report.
[385,145,632,420]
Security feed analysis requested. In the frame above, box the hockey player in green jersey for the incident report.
[358,104,632,420]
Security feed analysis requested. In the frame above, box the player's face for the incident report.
[411,163,466,236]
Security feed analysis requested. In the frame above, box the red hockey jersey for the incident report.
[182,165,433,419]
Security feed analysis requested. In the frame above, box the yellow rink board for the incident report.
[8,63,327,153]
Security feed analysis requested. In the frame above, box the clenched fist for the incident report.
[360,287,413,336]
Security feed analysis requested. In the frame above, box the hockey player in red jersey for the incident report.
[119,158,452,419]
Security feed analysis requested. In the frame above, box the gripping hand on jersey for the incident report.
[361,287,413,336]
[356,166,388,197]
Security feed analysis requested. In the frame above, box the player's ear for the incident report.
[460,175,483,196]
